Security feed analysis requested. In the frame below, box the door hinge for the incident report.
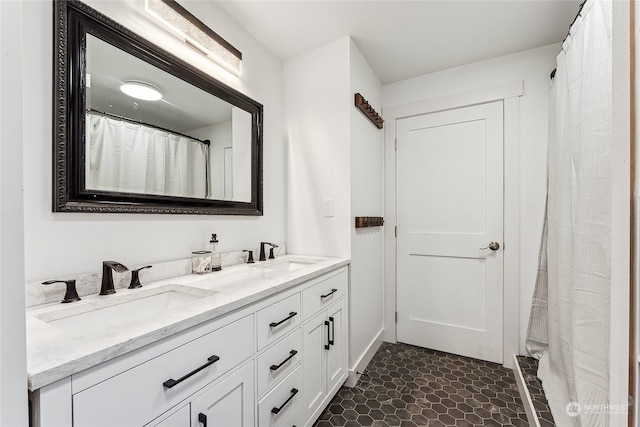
[394,225,397,237]
[394,139,397,151]
[395,312,398,323]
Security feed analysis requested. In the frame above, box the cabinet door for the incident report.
[146,405,190,427]
[301,312,327,419]
[191,361,254,427]
[326,299,347,396]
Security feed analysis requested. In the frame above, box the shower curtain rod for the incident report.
[87,109,211,145]
[550,0,588,80]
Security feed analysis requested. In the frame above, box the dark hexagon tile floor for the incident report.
[516,356,555,427]
[313,342,529,427]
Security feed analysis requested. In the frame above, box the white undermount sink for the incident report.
[251,258,317,273]
[35,285,215,336]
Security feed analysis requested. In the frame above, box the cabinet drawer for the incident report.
[272,400,303,427]
[257,329,302,397]
[256,293,301,350]
[258,366,303,427]
[302,270,347,320]
[72,315,254,427]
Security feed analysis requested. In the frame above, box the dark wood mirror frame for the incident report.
[53,0,263,215]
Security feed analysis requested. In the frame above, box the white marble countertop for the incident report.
[26,255,349,391]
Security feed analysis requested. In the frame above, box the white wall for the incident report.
[0,0,28,424]
[383,44,560,354]
[22,0,284,281]
[285,37,385,372]
[189,122,232,150]
[190,121,233,200]
[284,38,351,258]
[349,40,385,369]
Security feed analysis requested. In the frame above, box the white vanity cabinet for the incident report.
[302,299,347,423]
[300,269,348,425]
[146,404,190,427]
[255,290,304,427]
[30,264,349,427]
[72,315,254,427]
[147,360,255,427]
[190,360,255,427]
[258,365,303,427]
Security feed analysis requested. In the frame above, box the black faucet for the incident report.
[128,265,152,289]
[41,279,81,303]
[243,250,255,263]
[100,261,128,295]
[259,242,279,261]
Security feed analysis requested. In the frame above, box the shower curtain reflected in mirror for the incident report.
[526,1,612,426]
[86,113,209,199]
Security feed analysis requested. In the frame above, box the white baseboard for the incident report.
[345,328,384,388]
[512,354,540,427]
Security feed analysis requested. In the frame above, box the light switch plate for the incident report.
[323,199,334,217]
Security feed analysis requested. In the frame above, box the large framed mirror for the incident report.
[54,0,263,215]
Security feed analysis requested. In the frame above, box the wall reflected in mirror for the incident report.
[85,34,252,202]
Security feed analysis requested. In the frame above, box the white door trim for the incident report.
[610,2,631,425]
[383,81,523,368]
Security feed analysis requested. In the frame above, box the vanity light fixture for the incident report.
[145,0,242,75]
[120,81,163,101]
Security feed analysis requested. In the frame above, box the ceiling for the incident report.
[216,0,582,85]
[87,34,233,133]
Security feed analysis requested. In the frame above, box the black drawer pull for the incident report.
[320,288,338,299]
[270,311,297,328]
[162,355,220,389]
[270,350,298,371]
[324,320,331,350]
[271,388,299,414]
[329,316,335,346]
[198,413,207,427]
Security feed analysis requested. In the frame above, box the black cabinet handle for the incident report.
[163,355,220,389]
[320,288,338,299]
[271,388,299,414]
[198,413,207,427]
[270,350,298,371]
[329,316,335,346]
[324,320,330,350]
[270,312,297,328]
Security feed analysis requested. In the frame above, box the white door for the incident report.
[396,101,504,363]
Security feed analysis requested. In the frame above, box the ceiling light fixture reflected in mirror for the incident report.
[145,0,242,75]
[120,81,163,101]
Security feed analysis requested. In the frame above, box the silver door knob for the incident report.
[480,242,500,251]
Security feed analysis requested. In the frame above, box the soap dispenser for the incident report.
[210,234,222,272]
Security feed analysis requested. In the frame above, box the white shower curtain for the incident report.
[526,1,612,426]
[86,113,209,199]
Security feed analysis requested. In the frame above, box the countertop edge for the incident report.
[27,256,350,391]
